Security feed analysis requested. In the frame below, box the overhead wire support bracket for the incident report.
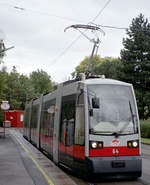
[64,24,105,76]
[64,24,101,32]
[64,24,105,38]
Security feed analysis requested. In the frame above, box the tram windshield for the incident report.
[87,84,138,136]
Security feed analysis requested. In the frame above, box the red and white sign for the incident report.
[111,139,120,146]
[1,101,10,110]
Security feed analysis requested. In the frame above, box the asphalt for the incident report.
[0,128,77,185]
[0,129,48,185]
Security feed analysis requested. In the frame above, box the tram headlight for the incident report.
[127,140,139,148]
[90,141,103,149]
[91,142,97,149]
[128,142,132,148]
[132,141,138,147]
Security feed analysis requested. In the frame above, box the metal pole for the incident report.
[88,41,98,74]
[3,111,5,139]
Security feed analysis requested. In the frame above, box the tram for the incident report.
[23,74,142,178]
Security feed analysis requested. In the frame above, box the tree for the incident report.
[0,66,8,124]
[0,65,55,124]
[95,57,123,80]
[120,14,150,119]
[72,55,122,80]
[71,55,100,78]
[0,66,8,102]
[29,69,53,97]
[0,40,5,64]
[3,66,30,110]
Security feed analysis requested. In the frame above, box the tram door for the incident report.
[59,95,76,168]
[65,119,75,167]
[24,104,31,140]
[27,100,33,141]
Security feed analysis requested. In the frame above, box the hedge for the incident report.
[140,120,150,138]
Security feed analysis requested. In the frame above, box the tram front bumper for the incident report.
[85,155,142,175]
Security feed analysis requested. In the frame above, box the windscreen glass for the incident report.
[87,84,138,135]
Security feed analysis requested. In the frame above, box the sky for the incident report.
[0,0,150,83]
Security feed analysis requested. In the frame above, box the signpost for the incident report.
[0,101,10,138]
[1,101,10,111]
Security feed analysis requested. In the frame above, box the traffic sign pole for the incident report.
[3,113,5,139]
[0,101,10,139]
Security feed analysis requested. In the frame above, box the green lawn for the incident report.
[140,120,150,142]
[141,137,150,144]
[140,120,150,125]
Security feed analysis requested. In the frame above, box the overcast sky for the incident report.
[0,0,150,82]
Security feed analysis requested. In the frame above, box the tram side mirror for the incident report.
[92,97,100,109]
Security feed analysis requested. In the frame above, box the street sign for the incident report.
[0,101,10,110]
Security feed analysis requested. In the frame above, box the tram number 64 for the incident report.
[112,148,119,154]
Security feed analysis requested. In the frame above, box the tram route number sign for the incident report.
[112,148,119,154]
[0,101,10,110]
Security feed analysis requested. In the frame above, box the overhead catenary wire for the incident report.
[0,2,83,23]
[1,3,143,32]
[0,1,127,31]
[51,0,112,65]
[15,7,83,23]
[0,2,127,30]
[91,23,127,30]
[91,0,112,22]
[0,0,127,66]
[52,35,83,64]
[99,25,127,30]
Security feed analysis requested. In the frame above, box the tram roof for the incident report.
[82,78,132,86]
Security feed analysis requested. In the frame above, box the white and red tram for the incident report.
[24,75,142,178]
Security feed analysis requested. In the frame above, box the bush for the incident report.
[140,120,150,138]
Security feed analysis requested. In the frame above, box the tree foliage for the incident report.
[0,40,5,64]
[0,67,54,124]
[121,14,150,119]
[72,55,122,80]
[29,69,53,97]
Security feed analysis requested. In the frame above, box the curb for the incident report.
[141,142,150,145]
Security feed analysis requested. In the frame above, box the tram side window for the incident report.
[24,107,29,127]
[31,104,39,128]
[47,101,55,137]
[67,119,75,146]
[60,119,67,145]
[60,95,76,146]
[40,102,45,136]
[41,99,56,137]
[75,93,85,145]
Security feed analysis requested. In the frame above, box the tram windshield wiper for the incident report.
[111,132,120,137]
[114,101,136,136]
[129,100,137,133]
[90,129,114,135]
[111,122,135,138]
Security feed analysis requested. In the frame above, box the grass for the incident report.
[140,120,150,125]
[140,120,150,139]
[140,120,150,144]
[141,137,150,144]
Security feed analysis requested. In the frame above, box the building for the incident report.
[5,110,24,127]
